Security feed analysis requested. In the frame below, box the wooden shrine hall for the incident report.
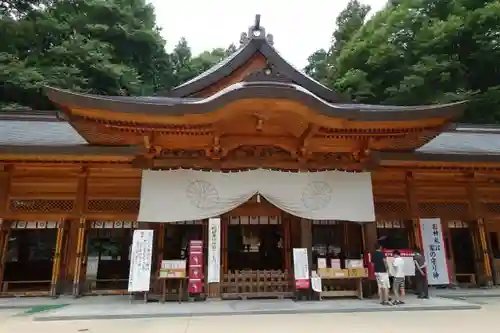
[1,15,500,299]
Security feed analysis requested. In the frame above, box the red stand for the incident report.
[188,240,204,294]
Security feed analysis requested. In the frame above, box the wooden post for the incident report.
[70,168,88,297]
[299,218,312,269]
[477,219,493,286]
[467,173,493,286]
[484,221,498,285]
[0,221,12,291]
[50,218,66,297]
[0,166,11,292]
[283,214,291,272]
[155,223,165,293]
[72,218,87,296]
[405,171,421,249]
[363,223,377,254]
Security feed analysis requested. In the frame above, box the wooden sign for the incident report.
[159,260,187,279]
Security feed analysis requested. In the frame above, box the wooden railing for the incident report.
[1,280,51,296]
[221,269,293,299]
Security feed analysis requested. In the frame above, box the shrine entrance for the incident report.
[1,221,59,295]
[219,197,293,299]
[447,221,477,285]
[82,221,136,295]
[156,220,207,300]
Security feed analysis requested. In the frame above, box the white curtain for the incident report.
[138,169,375,223]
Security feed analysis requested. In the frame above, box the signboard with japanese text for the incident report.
[293,248,310,289]
[159,260,186,278]
[128,229,154,292]
[207,218,221,283]
[420,218,450,285]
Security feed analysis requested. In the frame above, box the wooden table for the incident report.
[316,276,364,300]
[159,277,187,303]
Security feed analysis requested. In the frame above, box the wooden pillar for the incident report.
[71,169,88,297]
[154,223,165,294]
[155,224,165,274]
[0,167,11,290]
[406,171,421,249]
[72,218,87,296]
[282,214,292,272]
[363,222,377,254]
[50,218,66,297]
[0,221,12,291]
[467,173,493,286]
[300,218,312,268]
[484,221,498,285]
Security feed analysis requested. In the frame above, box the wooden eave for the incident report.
[45,84,466,123]
[375,151,500,171]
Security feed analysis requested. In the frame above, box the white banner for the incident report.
[138,169,374,222]
[420,218,450,285]
[293,248,310,280]
[207,217,221,283]
[128,229,154,292]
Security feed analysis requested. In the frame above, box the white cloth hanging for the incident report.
[138,169,375,222]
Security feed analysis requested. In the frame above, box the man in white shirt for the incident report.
[392,250,405,305]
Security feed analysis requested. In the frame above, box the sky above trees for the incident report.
[149,0,387,68]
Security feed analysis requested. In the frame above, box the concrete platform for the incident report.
[433,287,500,299]
[0,295,125,309]
[31,296,481,321]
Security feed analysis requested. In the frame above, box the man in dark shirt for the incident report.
[372,243,391,305]
[413,248,429,299]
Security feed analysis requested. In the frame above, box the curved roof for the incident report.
[44,83,466,122]
[161,22,347,103]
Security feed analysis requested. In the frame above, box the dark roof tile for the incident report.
[0,119,86,146]
[418,127,500,155]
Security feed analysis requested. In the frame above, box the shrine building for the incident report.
[0,16,500,298]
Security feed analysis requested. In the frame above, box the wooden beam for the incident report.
[152,157,365,171]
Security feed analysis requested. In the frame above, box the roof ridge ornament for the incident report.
[239,14,274,47]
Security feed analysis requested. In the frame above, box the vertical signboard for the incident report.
[207,217,221,283]
[420,218,450,285]
[293,248,310,289]
[188,240,204,294]
[128,229,154,292]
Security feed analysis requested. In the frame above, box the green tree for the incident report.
[305,0,371,84]
[0,0,175,110]
[333,0,500,123]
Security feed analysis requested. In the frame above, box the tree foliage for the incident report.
[0,0,227,110]
[306,0,500,124]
